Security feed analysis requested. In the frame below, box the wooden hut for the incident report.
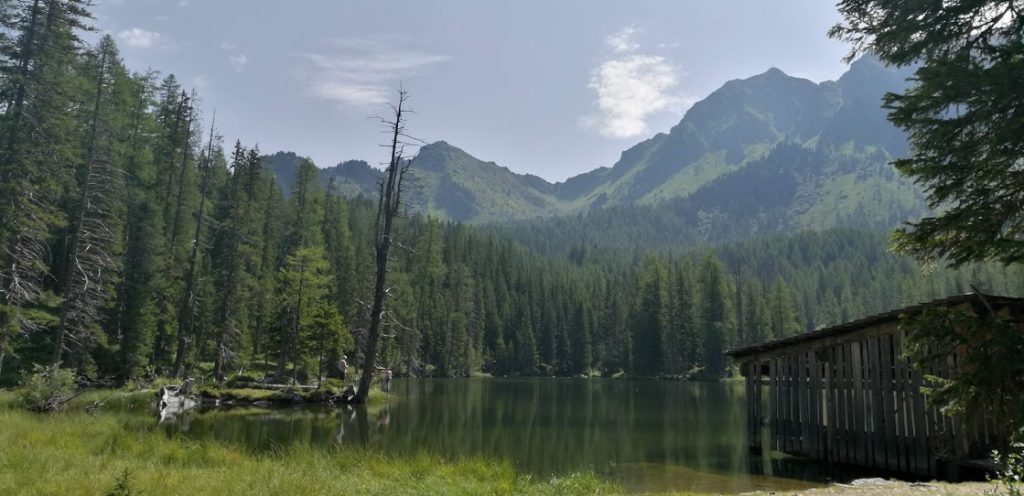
[727,293,1023,477]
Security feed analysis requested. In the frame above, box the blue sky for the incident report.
[94,0,850,182]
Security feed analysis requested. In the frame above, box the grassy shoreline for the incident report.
[0,389,998,496]
[0,400,616,495]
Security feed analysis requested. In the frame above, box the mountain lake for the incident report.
[107,378,902,493]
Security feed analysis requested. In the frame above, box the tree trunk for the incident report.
[53,49,108,366]
[354,91,412,404]
[0,319,10,375]
[173,114,215,378]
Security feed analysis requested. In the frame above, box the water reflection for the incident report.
[151,379,830,493]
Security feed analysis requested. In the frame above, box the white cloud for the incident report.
[583,26,691,139]
[228,53,248,71]
[295,38,450,108]
[117,28,163,49]
[310,82,390,106]
[606,25,640,54]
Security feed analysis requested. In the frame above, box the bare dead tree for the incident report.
[353,90,416,404]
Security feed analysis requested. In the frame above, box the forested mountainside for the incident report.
[493,140,926,257]
[264,141,569,223]
[266,56,924,234]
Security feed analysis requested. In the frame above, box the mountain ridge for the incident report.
[265,56,923,238]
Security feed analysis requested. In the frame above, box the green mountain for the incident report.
[266,56,924,235]
[264,142,566,223]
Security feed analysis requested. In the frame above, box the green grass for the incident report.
[0,390,618,496]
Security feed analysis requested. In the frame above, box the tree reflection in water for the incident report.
[150,379,838,493]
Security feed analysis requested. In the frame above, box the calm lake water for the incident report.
[148,378,847,493]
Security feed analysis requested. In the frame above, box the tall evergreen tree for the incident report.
[211,142,263,381]
[0,0,92,373]
[668,262,701,375]
[698,254,733,377]
[632,256,667,377]
[52,35,129,367]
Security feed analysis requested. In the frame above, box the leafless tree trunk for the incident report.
[353,90,414,404]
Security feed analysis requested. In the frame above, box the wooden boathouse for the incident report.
[727,293,1022,477]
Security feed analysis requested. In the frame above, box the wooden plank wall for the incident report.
[741,327,970,477]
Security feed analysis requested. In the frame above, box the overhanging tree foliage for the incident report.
[830,0,1024,266]
[832,0,1024,439]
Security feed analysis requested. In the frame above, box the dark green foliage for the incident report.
[0,0,93,374]
[831,0,1024,266]
[211,143,265,381]
[20,364,76,412]
[53,35,128,366]
[631,257,668,377]
[832,0,1024,443]
[104,469,137,496]
[902,306,1024,447]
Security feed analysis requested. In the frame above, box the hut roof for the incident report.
[726,292,1024,359]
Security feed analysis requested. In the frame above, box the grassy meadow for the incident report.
[0,390,617,496]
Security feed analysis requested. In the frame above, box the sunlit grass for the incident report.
[0,391,618,495]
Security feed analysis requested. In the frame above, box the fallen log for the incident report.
[227,381,317,391]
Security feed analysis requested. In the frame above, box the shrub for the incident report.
[20,364,77,412]
[318,378,346,392]
[224,374,259,388]
[991,441,1024,496]
[104,469,137,496]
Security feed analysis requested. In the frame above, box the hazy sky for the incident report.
[93,1,850,182]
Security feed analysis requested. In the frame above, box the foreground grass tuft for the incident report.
[0,402,617,495]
